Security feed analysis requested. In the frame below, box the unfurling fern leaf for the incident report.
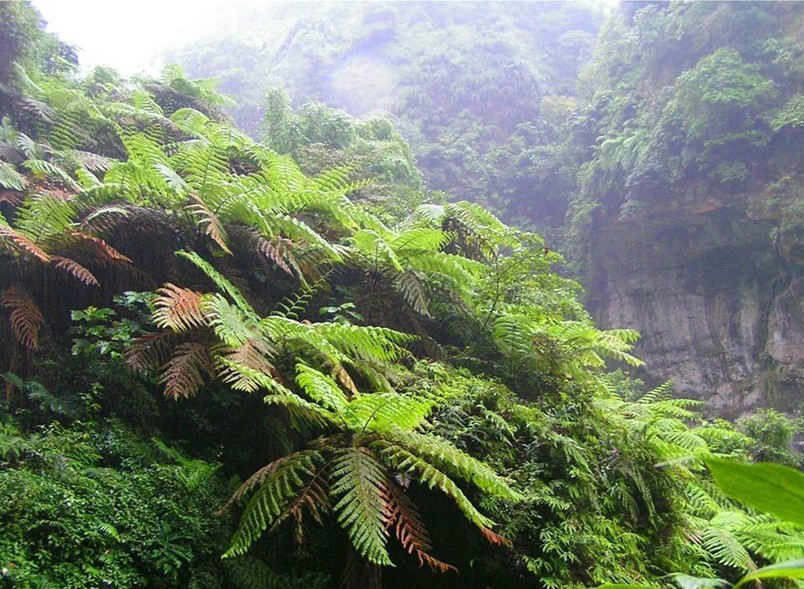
[2,287,45,349]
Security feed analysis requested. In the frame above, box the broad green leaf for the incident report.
[733,559,804,588]
[672,574,729,589]
[704,457,804,527]
[596,584,659,589]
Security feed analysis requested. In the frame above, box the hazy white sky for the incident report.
[32,0,235,76]
[31,0,619,78]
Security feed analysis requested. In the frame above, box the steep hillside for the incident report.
[569,1,804,414]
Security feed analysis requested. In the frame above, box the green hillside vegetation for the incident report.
[0,3,802,589]
[567,1,804,266]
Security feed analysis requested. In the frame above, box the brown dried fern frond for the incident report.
[216,338,278,393]
[255,234,298,277]
[67,231,131,263]
[152,283,207,332]
[187,193,231,254]
[50,255,99,286]
[126,330,184,372]
[0,224,50,262]
[158,340,215,400]
[0,191,24,206]
[2,286,45,349]
[386,482,456,573]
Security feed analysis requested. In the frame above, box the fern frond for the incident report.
[263,391,338,431]
[701,514,756,571]
[187,193,231,254]
[73,150,114,173]
[0,191,23,206]
[152,283,207,331]
[215,340,277,392]
[65,231,131,263]
[638,381,676,404]
[312,323,413,364]
[296,364,349,412]
[51,256,99,286]
[126,331,184,372]
[394,271,430,316]
[254,234,298,277]
[347,394,434,433]
[386,481,456,573]
[0,223,51,262]
[377,441,496,533]
[158,341,214,400]
[385,429,520,501]
[330,446,393,566]
[271,282,318,320]
[176,250,255,315]
[224,450,324,558]
[2,287,44,349]
[0,161,26,191]
[203,294,258,347]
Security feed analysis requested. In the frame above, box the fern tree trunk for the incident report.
[342,547,383,589]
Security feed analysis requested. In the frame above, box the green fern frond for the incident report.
[0,161,26,191]
[176,250,255,315]
[383,429,520,501]
[377,441,496,531]
[330,446,393,566]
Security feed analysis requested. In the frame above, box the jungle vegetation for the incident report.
[0,2,802,589]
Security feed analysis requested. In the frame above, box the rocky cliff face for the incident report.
[569,1,804,415]
[586,195,804,416]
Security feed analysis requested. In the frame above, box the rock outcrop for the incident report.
[587,196,804,416]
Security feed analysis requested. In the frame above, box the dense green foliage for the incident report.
[566,1,804,264]
[0,3,802,589]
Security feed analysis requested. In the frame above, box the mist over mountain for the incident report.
[168,1,605,231]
